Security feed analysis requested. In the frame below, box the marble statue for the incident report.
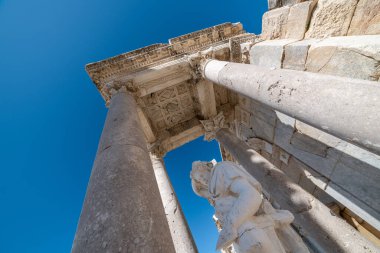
[191,160,310,253]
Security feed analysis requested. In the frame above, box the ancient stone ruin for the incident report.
[72,0,380,252]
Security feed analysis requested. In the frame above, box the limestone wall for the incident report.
[228,0,380,245]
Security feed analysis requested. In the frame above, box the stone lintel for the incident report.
[161,124,204,153]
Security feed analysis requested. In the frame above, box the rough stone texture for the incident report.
[313,187,336,205]
[268,0,281,10]
[250,39,298,69]
[251,116,275,143]
[305,0,358,38]
[72,92,175,253]
[250,100,277,126]
[305,35,380,81]
[274,112,340,177]
[291,121,330,157]
[325,182,380,231]
[283,39,318,70]
[280,157,302,183]
[261,6,290,40]
[330,161,380,214]
[348,0,380,35]
[285,1,316,40]
[268,0,307,10]
[282,0,306,7]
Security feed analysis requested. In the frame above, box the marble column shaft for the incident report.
[203,59,380,156]
[215,128,378,253]
[150,154,198,253]
[72,91,175,253]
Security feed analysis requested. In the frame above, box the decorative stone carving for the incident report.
[200,112,225,141]
[190,160,310,253]
[86,22,244,98]
[148,141,167,158]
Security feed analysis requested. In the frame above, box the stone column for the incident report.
[202,59,380,156]
[215,128,378,253]
[150,153,198,253]
[72,90,175,253]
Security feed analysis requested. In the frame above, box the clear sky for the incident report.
[0,0,266,252]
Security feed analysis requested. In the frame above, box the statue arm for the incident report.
[216,178,262,250]
[227,178,262,231]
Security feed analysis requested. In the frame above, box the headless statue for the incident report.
[191,160,310,253]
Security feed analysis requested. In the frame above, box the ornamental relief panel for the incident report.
[140,82,196,132]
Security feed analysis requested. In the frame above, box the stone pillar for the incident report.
[215,128,378,253]
[72,90,175,253]
[150,153,198,253]
[202,59,380,156]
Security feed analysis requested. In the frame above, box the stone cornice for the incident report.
[85,22,251,101]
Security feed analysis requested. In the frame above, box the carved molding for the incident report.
[200,112,226,141]
[86,23,245,93]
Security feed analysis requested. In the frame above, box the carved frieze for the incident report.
[200,112,226,141]
[140,82,196,133]
[86,22,245,100]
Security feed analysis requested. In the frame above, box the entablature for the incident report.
[85,22,259,156]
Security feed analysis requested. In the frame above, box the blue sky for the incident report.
[0,0,266,252]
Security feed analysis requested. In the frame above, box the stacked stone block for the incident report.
[231,0,380,244]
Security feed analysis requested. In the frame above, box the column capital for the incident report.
[187,47,216,81]
[200,112,226,141]
[104,80,139,106]
[148,141,167,158]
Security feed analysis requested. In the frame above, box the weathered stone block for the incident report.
[305,35,380,81]
[283,39,318,70]
[348,0,380,36]
[285,1,317,40]
[335,141,380,171]
[264,141,273,154]
[330,161,380,213]
[290,130,328,157]
[239,123,255,141]
[280,156,302,183]
[238,94,251,111]
[325,182,380,231]
[250,100,277,126]
[246,137,264,151]
[275,111,295,128]
[313,187,336,205]
[279,149,290,164]
[268,0,281,10]
[250,39,298,69]
[274,115,341,177]
[268,0,307,10]
[283,0,307,7]
[251,116,275,143]
[261,150,272,161]
[239,108,251,126]
[305,0,358,38]
[261,7,290,40]
[272,145,283,168]
[299,174,317,194]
